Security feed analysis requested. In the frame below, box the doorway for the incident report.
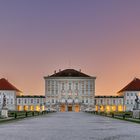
[60,104,66,112]
[68,106,72,111]
[75,104,80,112]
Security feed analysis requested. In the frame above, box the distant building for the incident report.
[95,96,124,112]
[117,78,140,111]
[44,69,96,112]
[0,78,45,111]
[0,74,139,112]
[0,78,21,110]
[16,96,45,111]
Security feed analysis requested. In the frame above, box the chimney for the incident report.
[79,69,81,72]
[59,69,61,72]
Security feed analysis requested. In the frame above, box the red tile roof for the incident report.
[118,78,140,93]
[0,78,21,92]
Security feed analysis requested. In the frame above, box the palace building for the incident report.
[117,78,140,111]
[0,78,21,110]
[0,78,45,112]
[95,96,124,112]
[44,69,96,112]
[0,71,140,112]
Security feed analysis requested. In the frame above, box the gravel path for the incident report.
[0,112,140,140]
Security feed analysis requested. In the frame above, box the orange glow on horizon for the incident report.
[0,1,140,96]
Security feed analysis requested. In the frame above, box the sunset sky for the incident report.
[0,0,140,95]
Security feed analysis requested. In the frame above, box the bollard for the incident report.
[25,112,28,117]
[14,113,17,119]
[32,112,34,116]
[112,113,114,118]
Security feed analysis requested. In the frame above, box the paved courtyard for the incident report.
[0,112,140,140]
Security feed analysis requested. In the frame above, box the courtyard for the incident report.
[0,112,140,140]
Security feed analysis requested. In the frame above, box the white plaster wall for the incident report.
[45,77,95,106]
[0,90,16,110]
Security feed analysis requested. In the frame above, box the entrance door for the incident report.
[75,104,80,112]
[68,106,72,111]
[60,104,66,112]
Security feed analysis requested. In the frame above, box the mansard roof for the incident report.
[48,69,92,78]
[118,78,140,93]
[0,78,21,92]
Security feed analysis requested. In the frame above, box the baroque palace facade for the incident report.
[0,69,140,112]
[44,69,96,112]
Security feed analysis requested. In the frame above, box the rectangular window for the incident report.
[107,99,109,104]
[100,99,103,104]
[52,99,54,103]
[11,99,13,104]
[62,83,64,90]
[31,99,33,103]
[113,99,115,104]
[18,99,21,104]
[119,99,122,104]
[75,83,78,90]
[69,83,71,90]
[37,99,39,103]
[94,99,96,105]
